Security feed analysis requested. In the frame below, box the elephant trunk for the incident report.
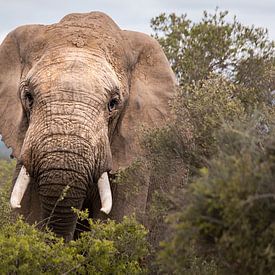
[37,153,88,241]
[40,192,84,242]
[18,128,112,240]
[39,172,112,241]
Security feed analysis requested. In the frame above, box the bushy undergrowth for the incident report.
[0,209,148,274]
[158,116,275,274]
[0,168,148,274]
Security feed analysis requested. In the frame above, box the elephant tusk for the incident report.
[97,172,112,215]
[10,166,30,209]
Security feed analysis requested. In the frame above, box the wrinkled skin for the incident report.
[0,12,176,241]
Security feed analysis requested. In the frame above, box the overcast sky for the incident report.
[0,0,275,43]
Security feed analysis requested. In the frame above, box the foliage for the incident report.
[0,219,81,274]
[148,8,275,172]
[0,161,148,274]
[140,75,250,273]
[0,214,148,274]
[151,9,275,91]
[73,213,148,274]
[172,75,247,165]
[0,160,15,189]
[113,160,148,200]
[158,115,275,274]
[111,160,150,222]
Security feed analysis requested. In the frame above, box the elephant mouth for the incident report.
[10,165,113,215]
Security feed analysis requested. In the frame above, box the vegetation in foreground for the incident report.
[0,163,148,274]
[0,9,274,274]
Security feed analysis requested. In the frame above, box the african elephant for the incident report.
[0,12,176,241]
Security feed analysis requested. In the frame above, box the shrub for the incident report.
[140,75,249,273]
[0,219,81,274]
[151,9,275,90]
[158,114,275,274]
[0,160,15,189]
[0,161,149,274]
[73,214,149,274]
[0,214,148,274]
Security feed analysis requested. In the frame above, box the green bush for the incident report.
[0,219,81,274]
[73,213,148,274]
[0,160,15,189]
[0,160,148,274]
[0,214,148,274]
[151,9,274,90]
[158,115,275,274]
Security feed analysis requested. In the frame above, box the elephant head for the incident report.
[0,12,176,241]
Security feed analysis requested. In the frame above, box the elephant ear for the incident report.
[0,26,43,158]
[111,31,176,171]
[0,31,24,158]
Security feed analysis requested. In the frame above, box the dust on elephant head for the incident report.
[0,12,176,241]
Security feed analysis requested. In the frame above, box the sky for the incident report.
[0,0,275,43]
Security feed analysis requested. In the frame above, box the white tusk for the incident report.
[97,172,112,215]
[10,166,30,209]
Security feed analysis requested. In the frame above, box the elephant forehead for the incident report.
[27,48,120,93]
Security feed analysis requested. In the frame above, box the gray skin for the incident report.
[0,12,176,241]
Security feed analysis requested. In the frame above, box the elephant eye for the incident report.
[22,90,34,111]
[108,98,119,112]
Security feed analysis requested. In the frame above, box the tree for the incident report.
[151,9,275,96]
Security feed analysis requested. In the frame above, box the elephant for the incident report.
[0,12,176,241]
